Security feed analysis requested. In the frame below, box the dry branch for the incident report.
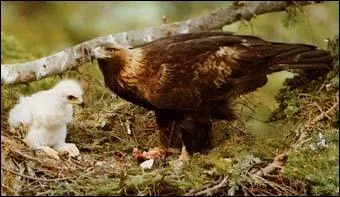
[1,1,321,85]
[185,176,229,196]
[310,91,339,125]
[253,153,288,178]
[1,167,76,182]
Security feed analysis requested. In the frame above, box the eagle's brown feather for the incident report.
[93,32,332,155]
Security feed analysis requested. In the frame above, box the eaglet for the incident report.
[8,79,84,159]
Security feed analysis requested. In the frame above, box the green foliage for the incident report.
[326,35,339,85]
[270,35,339,196]
[284,130,339,195]
[1,31,35,64]
[282,5,300,28]
[86,180,121,196]
[228,154,262,195]
[50,178,122,196]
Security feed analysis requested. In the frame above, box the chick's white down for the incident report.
[8,79,84,158]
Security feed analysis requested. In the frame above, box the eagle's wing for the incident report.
[141,34,270,110]
[8,96,32,128]
[141,33,331,110]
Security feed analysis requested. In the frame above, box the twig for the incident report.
[1,167,76,182]
[35,190,53,196]
[310,102,332,121]
[250,174,296,195]
[291,131,311,150]
[185,177,223,196]
[162,15,168,24]
[1,183,15,194]
[185,176,229,196]
[231,122,247,136]
[316,81,327,94]
[250,127,312,182]
[254,153,288,177]
[310,97,339,125]
[7,148,42,163]
[167,120,176,147]
[125,119,132,135]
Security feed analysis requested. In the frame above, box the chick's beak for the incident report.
[74,98,84,108]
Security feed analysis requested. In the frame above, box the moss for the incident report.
[283,130,339,195]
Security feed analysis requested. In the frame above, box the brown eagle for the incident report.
[92,31,332,161]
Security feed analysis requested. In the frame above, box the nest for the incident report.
[1,77,338,196]
[1,101,160,196]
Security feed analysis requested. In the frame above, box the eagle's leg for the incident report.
[169,111,212,173]
[179,109,213,156]
[155,108,212,162]
[209,99,237,121]
[155,110,182,151]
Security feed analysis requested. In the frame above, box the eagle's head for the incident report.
[92,42,131,60]
[53,80,84,107]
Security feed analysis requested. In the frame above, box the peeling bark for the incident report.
[1,1,320,85]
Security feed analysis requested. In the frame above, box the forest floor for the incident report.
[1,33,338,196]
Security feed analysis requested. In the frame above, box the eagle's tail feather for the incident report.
[268,44,332,72]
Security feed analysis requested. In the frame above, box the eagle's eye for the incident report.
[106,47,118,53]
[67,95,77,100]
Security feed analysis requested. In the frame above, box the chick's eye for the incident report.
[67,95,76,100]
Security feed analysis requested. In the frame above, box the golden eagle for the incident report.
[92,31,332,161]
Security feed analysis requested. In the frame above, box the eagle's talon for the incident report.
[169,145,191,174]
[178,145,190,162]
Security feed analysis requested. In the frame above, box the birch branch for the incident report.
[1,1,321,85]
